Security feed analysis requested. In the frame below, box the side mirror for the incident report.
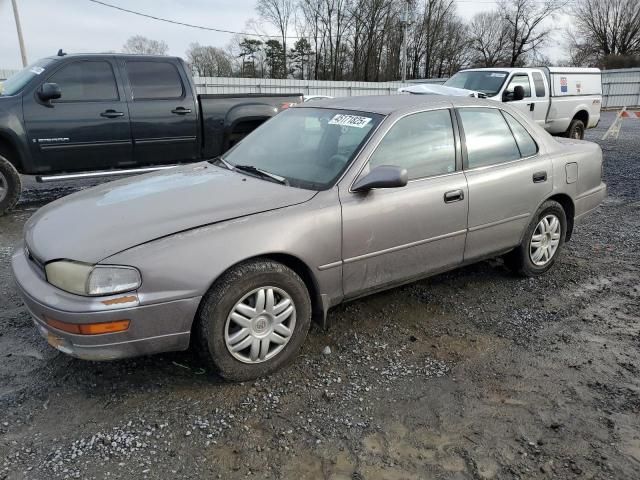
[512,85,525,101]
[37,83,61,104]
[352,165,408,192]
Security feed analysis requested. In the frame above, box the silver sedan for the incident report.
[12,95,606,380]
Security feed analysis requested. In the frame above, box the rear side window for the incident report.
[459,108,521,168]
[48,61,118,102]
[503,111,538,157]
[532,72,546,97]
[369,109,456,180]
[127,61,183,99]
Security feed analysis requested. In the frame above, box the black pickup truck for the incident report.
[0,53,302,215]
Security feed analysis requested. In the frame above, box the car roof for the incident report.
[295,94,505,115]
[45,53,182,62]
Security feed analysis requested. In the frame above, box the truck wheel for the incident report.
[195,259,312,381]
[0,154,21,216]
[566,119,585,140]
[505,200,567,277]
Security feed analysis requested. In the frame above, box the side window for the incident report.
[127,61,184,99]
[503,111,538,157]
[505,74,531,98]
[532,72,546,97]
[368,109,456,180]
[48,61,118,102]
[459,108,521,168]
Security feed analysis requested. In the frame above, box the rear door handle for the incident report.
[171,107,192,115]
[100,109,124,118]
[444,189,464,203]
[533,171,547,183]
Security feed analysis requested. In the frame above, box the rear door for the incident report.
[123,59,198,165]
[457,107,552,261]
[339,108,468,297]
[23,58,132,172]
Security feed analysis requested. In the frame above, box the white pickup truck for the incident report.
[400,67,602,139]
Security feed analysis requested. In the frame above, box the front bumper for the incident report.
[11,247,201,361]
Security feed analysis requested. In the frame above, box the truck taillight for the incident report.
[279,102,295,110]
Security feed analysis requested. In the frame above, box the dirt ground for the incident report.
[1,112,639,480]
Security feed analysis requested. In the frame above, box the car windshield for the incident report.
[0,58,54,96]
[221,107,382,190]
[444,71,508,96]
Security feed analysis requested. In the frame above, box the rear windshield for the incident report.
[0,58,54,96]
[222,108,383,190]
[444,71,508,97]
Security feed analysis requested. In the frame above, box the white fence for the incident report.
[2,67,639,107]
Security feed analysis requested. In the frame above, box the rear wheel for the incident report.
[506,200,567,277]
[566,119,585,140]
[195,259,312,381]
[0,154,21,216]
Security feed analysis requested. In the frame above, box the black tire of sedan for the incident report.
[195,259,312,381]
[0,154,21,216]
[506,200,567,277]
[566,119,585,140]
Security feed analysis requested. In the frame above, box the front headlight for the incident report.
[45,261,141,296]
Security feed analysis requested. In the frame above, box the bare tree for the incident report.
[122,36,169,55]
[256,0,295,77]
[499,0,563,67]
[572,0,640,65]
[186,43,233,77]
[468,11,510,67]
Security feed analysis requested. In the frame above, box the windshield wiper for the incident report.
[234,164,289,186]
[208,156,234,170]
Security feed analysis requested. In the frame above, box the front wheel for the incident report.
[506,200,567,277]
[195,259,312,381]
[0,154,21,216]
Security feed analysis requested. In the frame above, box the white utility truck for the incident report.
[400,67,602,139]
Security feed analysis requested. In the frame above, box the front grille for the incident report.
[25,244,46,277]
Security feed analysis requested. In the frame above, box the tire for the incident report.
[195,259,312,381]
[506,200,567,277]
[566,119,585,140]
[0,154,21,216]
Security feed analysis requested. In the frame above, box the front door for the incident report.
[457,107,553,261]
[23,58,132,173]
[502,73,536,121]
[123,59,198,165]
[339,109,468,298]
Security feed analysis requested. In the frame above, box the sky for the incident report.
[0,0,570,71]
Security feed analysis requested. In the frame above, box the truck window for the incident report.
[127,61,184,100]
[505,74,531,98]
[443,71,508,97]
[532,72,546,97]
[48,61,118,102]
[459,108,521,169]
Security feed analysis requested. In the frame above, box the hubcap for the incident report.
[224,286,296,364]
[0,171,7,204]
[529,214,561,266]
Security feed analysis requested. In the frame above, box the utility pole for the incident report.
[400,0,409,82]
[11,0,28,67]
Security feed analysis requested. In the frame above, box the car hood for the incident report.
[25,162,317,264]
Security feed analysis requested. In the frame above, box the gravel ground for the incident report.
[1,111,639,479]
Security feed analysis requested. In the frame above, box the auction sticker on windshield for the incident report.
[329,114,372,128]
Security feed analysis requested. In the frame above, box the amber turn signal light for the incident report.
[45,317,130,335]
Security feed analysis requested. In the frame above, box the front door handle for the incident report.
[100,109,124,118]
[533,171,547,183]
[528,103,535,111]
[444,189,464,203]
[171,107,192,115]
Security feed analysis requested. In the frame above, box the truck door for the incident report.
[123,59,199,165]
[502,73,535,121]
[23,58,133,172]
[530,71,549,127]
